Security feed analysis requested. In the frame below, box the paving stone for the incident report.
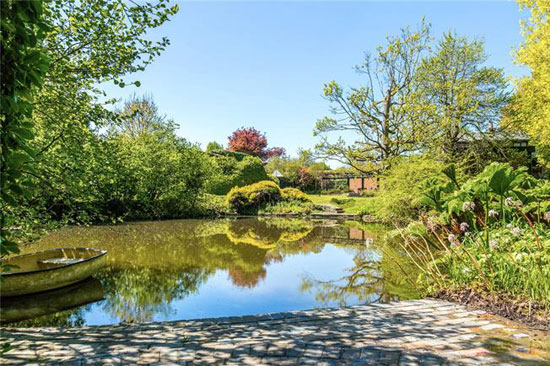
[0,300,547,366]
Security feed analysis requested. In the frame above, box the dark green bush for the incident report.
[208,149,249,162]
[208,154,270,195]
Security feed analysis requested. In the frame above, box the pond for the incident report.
[1,218,417,327]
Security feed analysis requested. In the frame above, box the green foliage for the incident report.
[412,32,510,159]
[265,156,328,191]
[23,95,214,223]
[226,183,312,214]
[208,149,249,161]
[205,141,223,152]
[208,153,269,195]
[503,0,550,166]
[1,0,180,242]
[372,156,445,221]
[265,156,302,186]
[196,194,231,217]
[281,188,312,203]
[226,181,282,214]
[108,132,213,220]
[315,21,431,171]
[315,22,513,174]
[1,0,50,257]
[402,162,550,307]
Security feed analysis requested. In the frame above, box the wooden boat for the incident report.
[0,277,105,324]
[0,248,107,297]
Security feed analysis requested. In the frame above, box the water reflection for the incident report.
[1,278,104,324]
[3,218,416,326]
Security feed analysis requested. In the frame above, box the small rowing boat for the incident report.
[0,248,107,297]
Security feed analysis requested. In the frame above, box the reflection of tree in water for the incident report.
[301,243,419,307]
[228,268,266,288]
[19,218,412,325]
[7,306,88,328]
[96,266,211,323]
[227,252,283,288]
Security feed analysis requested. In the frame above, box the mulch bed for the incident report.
[433,288,550,331]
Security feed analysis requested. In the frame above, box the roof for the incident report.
[458,130,531,143]
[272,170,284,178]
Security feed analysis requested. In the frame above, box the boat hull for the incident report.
[1,248,106,297]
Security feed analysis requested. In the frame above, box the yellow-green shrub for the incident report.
[281,187,311,202]
[226,181,282,213]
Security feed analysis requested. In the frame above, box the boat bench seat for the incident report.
[38,258,83,269]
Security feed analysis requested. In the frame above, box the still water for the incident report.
[1,218,416,327]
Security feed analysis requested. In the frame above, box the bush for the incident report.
[374,155,445,221]
[281,187,312,202]
[226,181,282,214]
[208,149,249,161]
[208,154,270,195]
[196,194,231,216]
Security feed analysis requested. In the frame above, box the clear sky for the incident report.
[103,1,527,158]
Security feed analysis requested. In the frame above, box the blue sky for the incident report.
[104,1,526,158]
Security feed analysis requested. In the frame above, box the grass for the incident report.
[308,193,378,214]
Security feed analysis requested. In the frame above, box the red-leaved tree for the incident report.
[228,127,285,159]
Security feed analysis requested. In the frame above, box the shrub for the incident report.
[374,155,445,221]
[281,187,312,202]
[208,154,270,195]
[226,181,282,214]
[196,194,231,216]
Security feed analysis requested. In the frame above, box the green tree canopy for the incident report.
[314,21,431,173]
[504,0,550,166]
[206,141,224,152]
[412,32,509,160]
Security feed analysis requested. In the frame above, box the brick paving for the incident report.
[1,299,548,365]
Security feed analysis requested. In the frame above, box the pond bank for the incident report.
[1,299,548,365]
[258,212,381,222]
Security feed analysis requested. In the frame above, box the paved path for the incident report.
[1,300,548,365]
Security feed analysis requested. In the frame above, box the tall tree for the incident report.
[26,0,178,224]
[206,141,224,152]
[227,127,285,160]
[504,0,550,166]
[412,32,509,160]
[114,94,174,137]
[314,21,431,173]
